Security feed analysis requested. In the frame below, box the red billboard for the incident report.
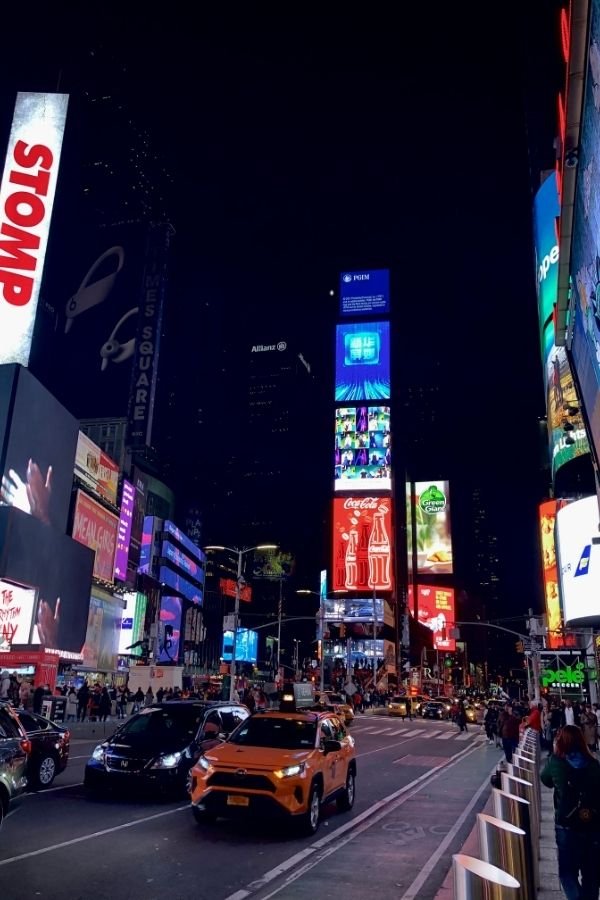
[72,490,118,583]
[540,499,575,647]
[332,497,393,592]
[408,584,456,651]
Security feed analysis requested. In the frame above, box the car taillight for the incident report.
[20,739,32,754]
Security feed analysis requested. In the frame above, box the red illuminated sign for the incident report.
[332,497,393,592]
[219,578,252,603]
[408,584,456,651]
[72,490,118,583]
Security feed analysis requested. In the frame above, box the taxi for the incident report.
[388,696,408,717]
[188,699,356,836]
[315,691,355,726]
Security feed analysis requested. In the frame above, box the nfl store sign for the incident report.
[0,93,69,366]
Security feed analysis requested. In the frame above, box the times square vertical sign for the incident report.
[0,93,69,366]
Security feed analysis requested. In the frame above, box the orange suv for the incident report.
[188,706,356,835]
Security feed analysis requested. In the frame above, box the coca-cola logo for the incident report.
[343,497,379,510]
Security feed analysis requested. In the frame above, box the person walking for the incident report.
[541,725,600,900]
[99,686,112,722]
[500,705,520,763]
[144,687,154,707]
[484,705,498,745]
[456,699,468,733]
[581,705,598,754]
[77,683,89,722]
[66,687,78,722]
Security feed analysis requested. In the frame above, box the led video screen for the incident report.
[335,321,390,401]
[332,497,393,592]
[157,595,182,664]
[114,480,135,581]
[539,500,575,648]
[161,540,204,582]
[407,481,453,574]
[72,490,119,582]
[222,628,258,663]
[323,596,384,622]
[158,565,203,605]
[556,496,600,626]
[408,584,456,651]
[334,406,391,491]
[339,269,390,317]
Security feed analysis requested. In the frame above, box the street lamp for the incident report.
[296,587,346,694]
[204,543,278,701]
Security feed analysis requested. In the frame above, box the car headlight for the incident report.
[151,751,182,769]
[92,744,105,762]
[274,762,306,779]
[197,755,212,772]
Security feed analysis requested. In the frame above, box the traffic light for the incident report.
[515,641,524,653]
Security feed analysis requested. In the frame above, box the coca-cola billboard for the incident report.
[332,497,393,592]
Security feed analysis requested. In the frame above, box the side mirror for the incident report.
[323,739,342,754]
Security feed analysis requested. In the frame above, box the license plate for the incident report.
[227,795,249,807]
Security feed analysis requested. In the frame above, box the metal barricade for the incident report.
[453,854,521,899]
[477,812,533,900]
[492,788,538,891]
[501,773,540,852]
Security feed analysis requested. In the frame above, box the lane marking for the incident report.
[366,728,394,735]
[25,782,84,795]
[397,766,494,900]
[224,740,482,900]
[389,729,409,736]
[455,733,471,741]
[0,806,188,866]
[400,729,424,737]
[69,755,90,760]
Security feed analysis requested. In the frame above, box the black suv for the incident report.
[84,701,249,796]
[0,704,30,825]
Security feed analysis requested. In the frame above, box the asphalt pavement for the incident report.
[0,713,500,900]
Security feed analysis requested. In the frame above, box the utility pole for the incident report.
[276,576,283,677]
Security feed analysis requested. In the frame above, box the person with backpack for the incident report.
[541,724,600,900]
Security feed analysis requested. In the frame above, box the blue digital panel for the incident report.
[161,540,204,583]
[157,595,182,663]
[158,565,203,605]
[335,321,390,401]
[164,519,205,564]
[222,628,258,663]
[340,269,390,317]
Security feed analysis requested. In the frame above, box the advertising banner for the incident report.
[219,577,252,602]
[138,515,158,576]
[322,596,384,622]
[0,506,94,652]
[222,628,258,663]
[408,584,455,651]
[113,479,135,582]
[547,346,590,476]
[334,406,391,491]
[74,432,119,505]
[0,580,37,647]
[339,269,390,317]
[164,519,204,564]
[407,481,453,574]
[533,172,560,366]
[556,495,600,625]
[81,593,123,672]
[335,321,390,402]
[332,497,393,592]
[72,490,118,582]
[157,595,182,664]
[540,500,576,648]
[161,541,204,582]
[0,365,79,534]
[118,590,144,655]
[252,549,294,580]
[570,0,600,465]
[0,92,69,367]
[159,566,203,605]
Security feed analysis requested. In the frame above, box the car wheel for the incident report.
[337,768,355,812]
[35,754,57,788]
[192,805,216,826]
[299,782,321,836]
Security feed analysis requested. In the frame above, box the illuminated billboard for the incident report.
[339,269,390,317]
[0,93,69,367]
[533,172,560,366]
[334,406,391,491]
[0,580,37,647]
[570,0,600,465]
[408,584,455,652]
[72,490,118,583]
[157,595,182,664]
[158,566,203,605]
[81,594,123,671]
[539,500,575,649]
[335,321,390,401]
[556,495,600,626]
[164,520,205,565]
[0,365,79,533]
[222,628,258,663]
[546,346,590,477]
[161,541,204,581]
[118,591,147,656]
[220,578,252,602]
[323,596,384,622]
[407,481,453,574]
[113,479,135,582]
[332,497,393,592]
[74,432,119,505]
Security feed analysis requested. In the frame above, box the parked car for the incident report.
[14,709,70,787]
[0,703,30,826]
[84,701,249,797]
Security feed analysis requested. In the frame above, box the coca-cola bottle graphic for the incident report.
[335,540,346,589]
[344,523,359,588]
[368,504,392,589]
[357,521,370,587]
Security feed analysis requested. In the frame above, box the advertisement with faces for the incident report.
[334,406,391,491]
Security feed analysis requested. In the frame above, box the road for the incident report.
[1,714,501,900]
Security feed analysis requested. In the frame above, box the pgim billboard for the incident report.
[0,93,69,366]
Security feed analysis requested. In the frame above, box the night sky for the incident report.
[0,4,569,652]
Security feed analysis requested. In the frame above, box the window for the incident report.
[230,717,317,750]
[319,720,335,746]
[16,712,49,733]
[220,707,248,734]
[0,709,20,739]
[330,717,346,741]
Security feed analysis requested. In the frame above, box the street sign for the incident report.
[223,614,235,632]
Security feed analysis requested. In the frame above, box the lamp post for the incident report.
[204,543,278,701]
[296,587,346,694]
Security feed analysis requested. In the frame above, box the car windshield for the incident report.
[391,697,404,703]
[229,716,317,750]
[117,706,205,741]
[326,695,344,704]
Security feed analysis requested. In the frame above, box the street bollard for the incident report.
[477,813,534,900]
[501,773,539,853]
[453,854,520,899]
[493,788,538,892]
[512,756,540,807]
[507,764,540,821]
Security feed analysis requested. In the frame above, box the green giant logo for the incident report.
[419,484,447,515]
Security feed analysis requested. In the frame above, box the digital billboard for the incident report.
[158,566,203,605]
[252,549,294,579]
[114,479,135,581]
[323,596,384,622]
[556,495,600,626]
[0,93,69,367]
[74,432,119,505]
[164,519,205,564]
[81,594,123,672]
[118,591,147,656]
[408,584,456,652]
[161,541,204,581]
[72,490,118,583]
[539,500,575,649]
[533,172,560,366]
[0,580,37,647]
[570,0,600,465]
[222,628,258,663]
[547,346,590,476]
[0,365,79,533]
[0,506,94,651]
[334,406,391,491]
[220,578,252,602]
[407,481,453,574]
[335,321,390,401]
[339,269,390,317]
[157,595,182,664]
[332,497,393,592]
[138,515,158,576]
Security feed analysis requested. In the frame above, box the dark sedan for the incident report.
[421,701,447,721]
[14,709,70,788]
[84,701,249,797]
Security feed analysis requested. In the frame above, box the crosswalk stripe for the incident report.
[365,727,395,735]
[357,726,387,733]
[389,729,409,735]
[434,731,456,740]
[455,732,471,741]
[401,728,424,737]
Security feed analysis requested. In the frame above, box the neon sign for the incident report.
[540,660,585,687]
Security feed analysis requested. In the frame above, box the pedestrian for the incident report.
[541,725,600,900]
[484,706,498,745]
[456,700,468,733]
[66,687,78,722]
[32,683,45,714]
[0,670,10,700]
[99,686,111,722]
[117,686,129,719]
[563,700,576,727]
[144,686,154,707]
[581,705,598,754]
[18,679,32,710]
[77,682,89,722]
[156,687,164,703]
[133,687,144,712]
[500,704,520,763]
